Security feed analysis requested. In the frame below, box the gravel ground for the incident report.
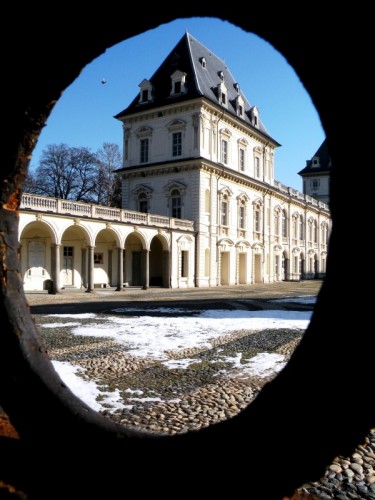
[18,281,374,499]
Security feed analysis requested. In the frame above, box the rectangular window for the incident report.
[141,89,148,102]
[255,210,261,232]
[140,138,149,163]
[94,253,103,265]
[174,81,181,94]
[221,139,228,164]
[282,213,287,237]
[239,148,245,171]
[221,201,228,226]
[299,219,304,240]
[139,200,148,213]
[172,196,181,219]
[239,205,245,229]
[311,179,320,190]
[255,157,260,177]
[293,219,297,239]
[274,214,279,235]
[172,132,182,157]
[63,246,73,257]
[181,250,188,278]
[222,93,226,104]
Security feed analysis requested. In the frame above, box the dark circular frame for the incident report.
[1,9,372,500]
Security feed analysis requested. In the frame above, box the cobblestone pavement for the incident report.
[25,279,324,308]
[7,281,375,498]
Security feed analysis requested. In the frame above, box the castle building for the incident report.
[298,138,331,205]
[18,32,330,293]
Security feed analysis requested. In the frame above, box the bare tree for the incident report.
[25,143,122,206]
[28,144,99,202]
[95,142,122,207]
[23,168,38,193]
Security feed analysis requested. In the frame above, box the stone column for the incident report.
[116,247,124,291]
[86,245,94,293]
[163,250,170,288]
[51,244,61,294]
[142,249,149,290]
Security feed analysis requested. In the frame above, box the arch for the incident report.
[149,235,164,286]
[19,216,59,243]
[124,231,147,287]
[93,227,120,288]
[150,233,169,287]
[93,225,121,247]
[60,223,91,289]
[19,219,58,292]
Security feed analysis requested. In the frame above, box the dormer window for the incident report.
[170,70,187,96]
[218,70,224,81]
[217,82,228,107]
[138,79,153,103]
[312,156,320,167]
[250,106,259,128]
[235,95,244,117]
[199,57,206,68]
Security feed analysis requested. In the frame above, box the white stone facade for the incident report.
[19,194,195,292]
[18,32,331,293]
[117,106,330,288]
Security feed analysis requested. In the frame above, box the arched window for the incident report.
[274,208,280,236]
[292,216,298,239]
[282,209,287,238]
[164,181,186,219]
[221,194,229,226]
[237,194,249,230]
[218,188,233,229]
[253,200,262,235]
[133,185,153,213]
[299,215,304,240]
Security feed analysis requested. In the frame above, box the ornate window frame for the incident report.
[164,181,186,219]
[238,138,248,172]
[132,185,153,213]
[167,119,186,158]
[169,70,187,96]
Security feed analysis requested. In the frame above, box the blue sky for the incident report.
[29,17,325,191]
